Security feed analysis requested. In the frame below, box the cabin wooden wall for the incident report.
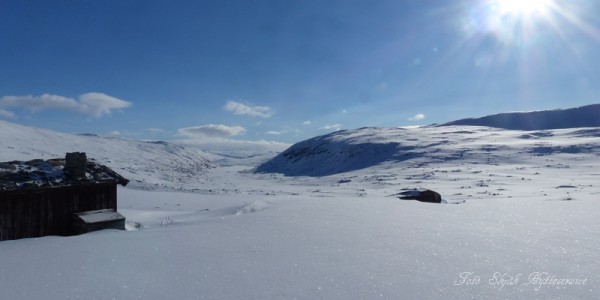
[0,183,117,241]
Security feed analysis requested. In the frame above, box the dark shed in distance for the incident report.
[0,152,129,241]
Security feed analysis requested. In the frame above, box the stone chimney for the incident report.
[65,152,87,179]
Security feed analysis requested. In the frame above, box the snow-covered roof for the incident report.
[0,158,129,191]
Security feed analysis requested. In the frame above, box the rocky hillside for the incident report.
[0,120,214,189]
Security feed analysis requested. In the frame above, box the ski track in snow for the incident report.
[1,120,600,299]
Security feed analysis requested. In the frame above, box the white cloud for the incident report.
[0,108,14,118]
[409,113,426,121]
[78,92,132,117]
[0,94,79,112]
[176,138,290,158]
[174,127,290,158]
[223,100,272,118]
[177,124,246,138]
[266,130,282,135]
[302,120,311,126]
[320,124,343,131]
[0,92,132,118]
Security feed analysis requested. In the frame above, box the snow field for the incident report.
[2,120,600,299]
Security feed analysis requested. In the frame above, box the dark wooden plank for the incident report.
[0,199,6,240]
[7,197,15,240]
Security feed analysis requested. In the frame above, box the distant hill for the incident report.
[255,124,600,177]
[442,104,600,130]
[255,127,415,176]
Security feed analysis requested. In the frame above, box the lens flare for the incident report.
[496,0,551,15]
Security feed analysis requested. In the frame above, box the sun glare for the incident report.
[496,0,551,15]
[464,0,561,44]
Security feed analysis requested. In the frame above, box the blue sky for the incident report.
[2,0,600,144]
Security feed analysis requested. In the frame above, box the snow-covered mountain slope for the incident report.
[442,103,600,130]
[3,121,600,299]
[256,125,600,176]
[176,138,290,167]
[0,120,214,189]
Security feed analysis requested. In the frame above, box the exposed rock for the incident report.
[398,189,442,203]
[0,162,16,170]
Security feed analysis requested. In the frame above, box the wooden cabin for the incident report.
[0,152,129,241]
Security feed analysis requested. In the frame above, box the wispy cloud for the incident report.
[0,92,132,118]
[174,124,289,157]
[147,128,166,134]
[78,93,132,117]
[320,124,343,131]
[223,100,272,118]
[409,113,426,121]
[302,120,311,126]
[0,108,14,118]
[177,124,246,138]
[266,130,282,135]
[176,138,290,157]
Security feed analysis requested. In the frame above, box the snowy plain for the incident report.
[1,120,599,299]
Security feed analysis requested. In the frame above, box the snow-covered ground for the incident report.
[1,120,600,299]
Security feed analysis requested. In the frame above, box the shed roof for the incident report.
[0,158,129,191]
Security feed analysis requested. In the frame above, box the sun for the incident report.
[464,0,561,45]
[496,0,551,15]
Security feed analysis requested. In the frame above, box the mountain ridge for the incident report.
[441,103,600,130]
[256,103,600,176]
